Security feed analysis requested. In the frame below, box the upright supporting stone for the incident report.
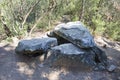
[47,43,107,70]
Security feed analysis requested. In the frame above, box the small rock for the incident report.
[117,77,120,80]
[38,64,44,68]
[107,65,117,72]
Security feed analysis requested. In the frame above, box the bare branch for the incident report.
[29,12,48,36]
[28,0,57,36]
[21,0,41,28]
[79,0,85,21]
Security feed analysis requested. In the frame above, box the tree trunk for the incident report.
[1,17,12,37]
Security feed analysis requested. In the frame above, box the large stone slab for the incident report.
[47,43,107,70]
[15,37,57,58]
[49,21,96,48]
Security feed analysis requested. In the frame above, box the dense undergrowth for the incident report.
[0,0,120,41]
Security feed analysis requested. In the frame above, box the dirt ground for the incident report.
[0,34,120,80]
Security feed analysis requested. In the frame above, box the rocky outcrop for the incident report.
[15,37,57,58]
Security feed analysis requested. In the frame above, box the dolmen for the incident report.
[47,21,107,70]
[15,21,107,70]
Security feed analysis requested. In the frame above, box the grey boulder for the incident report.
[107,64,117,72]
[49,21,96,48]
[47,43,107,70]
[15,37,57,58]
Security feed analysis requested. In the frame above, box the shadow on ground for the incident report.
[0,42,120,80]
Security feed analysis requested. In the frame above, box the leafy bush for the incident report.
[0,0,120,41]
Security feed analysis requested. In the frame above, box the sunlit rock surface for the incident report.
[49,21,96,48]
